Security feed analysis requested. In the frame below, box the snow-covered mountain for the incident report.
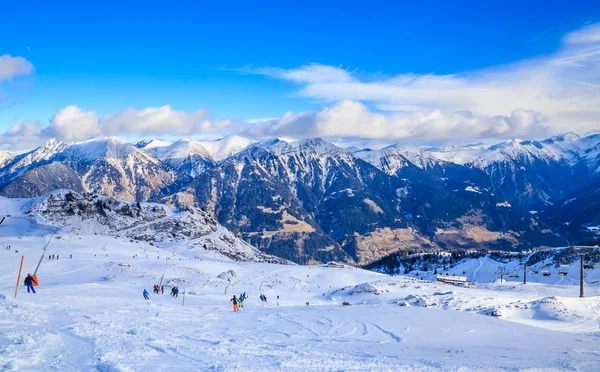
[429,133,600,209]
[0,138,178,201]
[0,133,597,264]
[355,133,600,209]
[179,138,564,264]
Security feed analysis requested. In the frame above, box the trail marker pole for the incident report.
[15,256,24,299]
[580,253,585,298]
[182,289,185,306]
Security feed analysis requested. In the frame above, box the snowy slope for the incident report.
[0,215,599,370]
[0,150,14,168]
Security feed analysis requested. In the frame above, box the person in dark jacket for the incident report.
[231,295,239,312]
[24,274,36,294]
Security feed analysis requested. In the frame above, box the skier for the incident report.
[143,289,150,300]
[170,287,176,297]
[172,286,179,298]
[161,285,165,294]
[231,295,239,312]
[24,273,36,294]
[238,294,244,308]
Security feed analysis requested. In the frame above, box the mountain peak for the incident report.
[544,132,580,144]
[199,135,257,161]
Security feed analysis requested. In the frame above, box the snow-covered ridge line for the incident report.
[3,132,599,178]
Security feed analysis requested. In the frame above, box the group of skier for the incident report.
[141,285,279,312]
[153,284,165,294]
[47,254,72,260]
[230,292,247,311]
[142,285,179,299]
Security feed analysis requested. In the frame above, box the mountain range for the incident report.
[0,132,598,264]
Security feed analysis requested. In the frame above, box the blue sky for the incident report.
[1,1,600,149]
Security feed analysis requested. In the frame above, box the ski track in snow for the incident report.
[472,257,484,282]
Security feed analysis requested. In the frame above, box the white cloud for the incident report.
[0,105,238,150]
[245,100,549,141]
[563,23,600,44]
[241,22,600,137]
[51,105,101,140]
[237,63,353,84]
[0,55,34,80]
[100,106,234,136]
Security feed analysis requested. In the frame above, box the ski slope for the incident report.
[0,211,599,370]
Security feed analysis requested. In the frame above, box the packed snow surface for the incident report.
[0,199,599,371]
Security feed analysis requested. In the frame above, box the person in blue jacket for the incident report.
[143,289,150,300]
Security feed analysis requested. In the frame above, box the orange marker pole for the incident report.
[14,255,24,299]
[182,289,185,306]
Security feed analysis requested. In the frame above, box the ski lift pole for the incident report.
[14,255,24,299]
[159,257,169,287]
[33,234,54,276]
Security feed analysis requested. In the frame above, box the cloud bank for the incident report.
[1,105,236,150]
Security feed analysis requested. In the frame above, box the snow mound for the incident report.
[218,269,238,283]
[351,282,381,295]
